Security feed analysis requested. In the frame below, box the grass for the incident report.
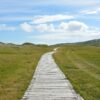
[0,44,51,100]
[0,43,100,100]
[53,45,100,100]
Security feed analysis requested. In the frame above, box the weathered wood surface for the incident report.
[22,52,83,100]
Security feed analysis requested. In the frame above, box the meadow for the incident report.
[0,44,51,100]
[53,45,100,100]
[0,43,100,100]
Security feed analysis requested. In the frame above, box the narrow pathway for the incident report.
[22,51,83,100]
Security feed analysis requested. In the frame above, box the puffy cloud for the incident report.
[20,22,55,33]
[34,24,55,32]
[31,28,100,44]
[0,24,16,31]
[29,20,100,44]
[68,21,88,31]
[32,14,74,24]
[34,21,88,33]
[20,22,33,32]
[80,8,100,14]
[34,24,48,32]
[61,21,88,32]
[20,21,100,43]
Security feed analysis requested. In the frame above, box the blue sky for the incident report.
[0,0,100,44]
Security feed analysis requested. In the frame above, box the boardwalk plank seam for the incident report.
[22,52,84,100]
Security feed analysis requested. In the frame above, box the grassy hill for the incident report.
[52,39,100,47]
[76,39,100,46]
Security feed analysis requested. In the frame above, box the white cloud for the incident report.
[31,33,67,41]
[62,21,88,32]
[80,8,100,14]
[21,21,100,43]
[30,29,100,44]
[34,24,55,32]
[34,24,48,32]
[29,20,100,44]
[32,14,74,24]
[20,22,33,32]
[34,21,88,33]
[0,24,16,31]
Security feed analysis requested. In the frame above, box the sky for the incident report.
[0,0,100,45]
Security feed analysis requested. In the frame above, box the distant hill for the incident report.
[0,42,49,48]
[22,42,35,46]
[0,39,100,47]
[53,39,100,47]
[0,42,5,45]
[22,43,48,47]
[76,39,100,46]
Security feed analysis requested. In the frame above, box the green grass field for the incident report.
[53,45,100,100]
[0,44,51,100]
[0,43,100,100]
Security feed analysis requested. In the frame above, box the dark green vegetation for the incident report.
[53,45,100,100]
[76,39,100,46]
[53,39,100,47]
[0,43,51,100]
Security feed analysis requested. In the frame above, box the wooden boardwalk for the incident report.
[22,52,83,100]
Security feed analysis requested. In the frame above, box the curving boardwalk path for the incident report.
[22,51,83,100]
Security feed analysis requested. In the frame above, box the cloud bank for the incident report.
[32,14,74,24]
[21,20,89,33]
[80,7,100,14]
[20,20,100,44]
